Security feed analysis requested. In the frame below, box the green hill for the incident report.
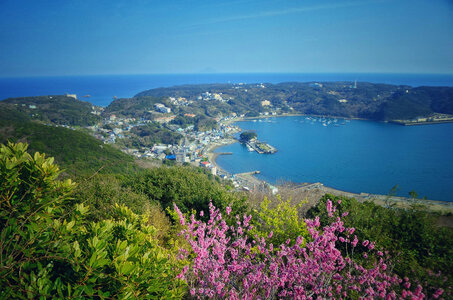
[0,95,101,126]
[133,82,453,121]
[0,108,135,177]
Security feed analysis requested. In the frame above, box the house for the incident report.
[261,100,271,107]
[65,94,77,99]
[200,161,210,167]
[154,103,171,113]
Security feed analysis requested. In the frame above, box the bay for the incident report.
[215,117,453,202]
[1,73,452,201]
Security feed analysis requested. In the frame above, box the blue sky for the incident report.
[0,0,452,76]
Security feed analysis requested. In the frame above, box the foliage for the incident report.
[307,194,453,297]
[103,96,165,118]
[0,142,186,298]
[0,117,137,177]
[193,115,218,132]
[0,95,101,126]
[126,166,247,218]
[124,122,182,147]
[73,174,176,244]
[170,115,197,128]
[72,174,150,221]
[239,130,257,143]
[250,196,310,246]
[175,201,436,299]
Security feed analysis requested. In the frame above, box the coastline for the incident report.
[207,117,453,214]
[226,113,369,125]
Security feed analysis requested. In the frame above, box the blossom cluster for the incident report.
[174,200,442,299]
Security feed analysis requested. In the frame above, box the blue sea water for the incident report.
[1,73,452,201]
[1,73,452,106]
[216,117,453,202]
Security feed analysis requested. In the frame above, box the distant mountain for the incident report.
[0,95,101,126]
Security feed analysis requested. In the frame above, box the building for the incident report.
[175,150,186,163]
[261,100,271,107]
[65,94,77,99]
[208,165,217,176]
[154,103,171,114]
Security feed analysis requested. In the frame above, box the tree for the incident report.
[239,131,257,143]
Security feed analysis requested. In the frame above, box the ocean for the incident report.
[1,73,452,201]
[1,73,453,106]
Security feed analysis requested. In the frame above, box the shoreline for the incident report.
[226,113,370,125]
[206,117,453,213]
[226,113,453,127]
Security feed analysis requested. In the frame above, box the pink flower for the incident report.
[433,288,444,299]
[173,202,421,299]
[327,200,334,217]
[226,206,232,215]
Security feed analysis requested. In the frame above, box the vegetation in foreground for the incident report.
[1,142,452,298]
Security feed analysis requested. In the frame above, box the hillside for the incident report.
[0,108,135,177]
[133,82,453,122]
[0,95,101,126]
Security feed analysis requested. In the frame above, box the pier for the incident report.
[236,170,261,176]
[246,140,277,154]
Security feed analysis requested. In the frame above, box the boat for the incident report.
[323,123,327,127]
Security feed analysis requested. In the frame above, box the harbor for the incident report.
[246,140,278,154]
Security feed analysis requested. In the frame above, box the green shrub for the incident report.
[0,142,186,298]
[126,166,248,218]
[307,194,453,295]
[73,174,150,221]
[250,196,310,246]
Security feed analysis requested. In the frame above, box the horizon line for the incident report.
[1,71,453,79]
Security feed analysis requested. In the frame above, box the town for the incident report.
[60,93,280,193]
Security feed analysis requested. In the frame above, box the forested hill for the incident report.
[0,108,135,177]
[133,82,453,121]
[0,95,101,126]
